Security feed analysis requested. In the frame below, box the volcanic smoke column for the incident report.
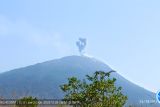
[76,38,87,55]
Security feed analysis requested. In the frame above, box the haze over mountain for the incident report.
[0,55,158,106]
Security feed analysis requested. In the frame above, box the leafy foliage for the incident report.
[60,71,127,107]
[15,96,38,107]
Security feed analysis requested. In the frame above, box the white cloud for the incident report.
[29,32,71,54]
[0,15,34,36]
[0,14,71,54]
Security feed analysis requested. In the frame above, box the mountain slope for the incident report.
[0,55,158,106]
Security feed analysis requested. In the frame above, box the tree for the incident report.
[60,71,127,107]
[15,96,38,107]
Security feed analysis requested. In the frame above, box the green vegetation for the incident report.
[60,71,128,107]
[15,96,38,107]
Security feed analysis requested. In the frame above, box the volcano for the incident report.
[0,55,158,106]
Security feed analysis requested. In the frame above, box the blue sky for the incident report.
[0,0,160,92]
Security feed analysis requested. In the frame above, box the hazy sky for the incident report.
[0,0,160,92]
